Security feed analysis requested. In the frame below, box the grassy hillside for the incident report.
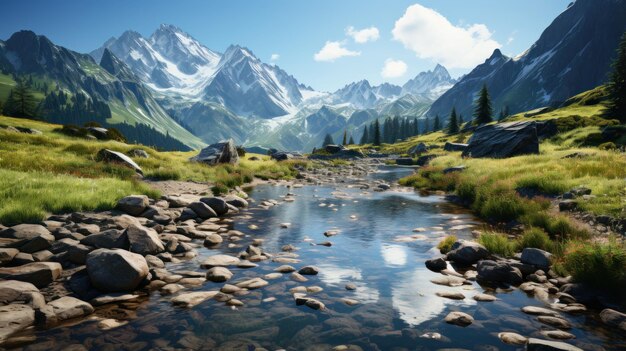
[0,115,308,225]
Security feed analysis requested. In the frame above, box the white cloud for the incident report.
[392,4,501,69]
[314,41,361,62]
[381,58,408,78]
[346,26,380,43]
[270,53,280,61]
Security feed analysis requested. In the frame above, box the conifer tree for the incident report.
[323,133,334,146]
[373,119,381,146]
[342,130,347,145]
[3,79,37,118]
[447,107,459,134]
[606,31,626,124]
[473,84,493,125]
[433,115,441,131]
[360,125,369,145]
[413,118,419,136]
[348,135,355,145]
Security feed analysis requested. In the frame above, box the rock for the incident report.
[298,266,319,275]
[446,240,489,265]
[200,197,229,216]
[395,158,414,166]
[80,229,128,249]
[97,318,129,330]
[0,224,54,253]
[125,224,164,255]
[521,306,561,317]
[97,149,143,175]
[0,248,19,265]
[160,283,185,295]
[444,311,473,326]
[443,165,466,174]
[86,249,149,292]
[90,293,140,306]
[206,267,233,282]
[203,233,223,246]
[224,195,248,208]
[128,149,149,158]
[171,291,219,308]
[462,121,539,158]
[67,243,91,264]
[436,291,465,300]
[430,275,467,287]
[0,262,62,288]
[408,142,427,155]
[116,195,149,216]
[0,304,35,342]
[235,277,269,289]
[425,257,447,272]
[521,248,552,269]
[416,154,436,166]
[558,200,577,212]
[295,296,325,310]
[473,293,497,302]
[538,316,572,330]
[48,296,94,321]
[275,265,295,273]
[0,280,43,307]
[345,283,357,290]
[271,151,294,161]
[540,330,576,340]
[189,202,218,219]
[526,338,583,351]
[477,260,523,285]
[599,308,626,331]
[189,139,239,165]
[498,332,527,345]
[444,142,468,152]
[570,187,591,196]
[200,254,240,268]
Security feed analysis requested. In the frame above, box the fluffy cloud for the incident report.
[270,54,280,61]
[381,59,408,78]
[346,26,380,43]
[314,41,361,62]
[392,4,501,68]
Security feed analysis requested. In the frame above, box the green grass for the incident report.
[0,115,309,225]
[437,235,457,254]
[515,228,554,252]
[478,232,516,257]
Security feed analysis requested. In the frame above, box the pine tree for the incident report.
[373,119,381,146]
[413,118,419,136]
[360,125,369,145]
[447,107,459,134]
[342,130,347,145]
[433,115,441,131]
[323,133,334,146]
[473,84,493,125]
[3,79,37,118]
[348,135,355,145]
[606,31,626,124]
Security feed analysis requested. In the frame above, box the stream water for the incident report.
[19,166,626,350]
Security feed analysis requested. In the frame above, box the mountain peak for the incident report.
[489,48,504,60]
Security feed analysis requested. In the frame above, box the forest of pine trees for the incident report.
[356,115,422,146]
[606,31,626,124]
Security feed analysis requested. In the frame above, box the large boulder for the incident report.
[96,149,143,175]
[444,142,468,152]
[0,224,55,253]
[462,121,539,158]
[0,280,43,307]
[224,195,248,208]
[325,145,343,154]
[189,139,239,165]
[200,197,229,216]
[395,158,414,166]
[0,304,35,342]
[521,248,552,270]
[0,262,62,288]
[86,249,149,292]
[446,240,489,265]
[116,195,149,216]
[477,260,523,285]
[125,224,164,255]
[80,229,129,249]
[408,143,427,155]
[189,202,218,219]
[271,151,294,161]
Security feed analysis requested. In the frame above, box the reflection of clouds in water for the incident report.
[381,244,407,266]
[317,263,379,303]
[391,267,476,326]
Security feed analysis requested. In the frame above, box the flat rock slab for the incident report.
[200,254,240,268]
[171,291,219,308]
[48,296,94,321]
[430,276,466,287]
[522,306,562,317]
[527,338,583,351]
[0,262,62,288]
[498,332,528,345]
[0,304,35,342]
[90,293,141,306]
[235,278,269,290]
[540,330,576,340]
[436,291,465,300]
[473,293,497,302]
[538,316,572,330]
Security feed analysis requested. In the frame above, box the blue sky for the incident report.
[1,0,571,92]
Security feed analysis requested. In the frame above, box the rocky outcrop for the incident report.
[86,249,149,292]
[189,139,239,165]
[0,262,62,288]
[0,224,55,253]
[116,195,149,216]
[96,149,144,175]
[408,142,427,155]
[444,142,468,152]
[446,240,489,265]
[462,121,539,158]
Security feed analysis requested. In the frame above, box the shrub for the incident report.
[478,232,515,257]
[516,228,553,252]
[478,194,528,223]
[211,183,229,196]
[598,142,617,150]
[561,238,626,292]
[437,235,457,254]
[456,181,477,203]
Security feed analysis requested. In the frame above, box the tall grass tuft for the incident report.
[560,238,626,292]
[437,235,458,254]
[478,232,515,257]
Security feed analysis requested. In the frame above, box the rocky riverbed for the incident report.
[1,160,625,350]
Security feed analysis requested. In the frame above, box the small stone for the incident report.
[498,332,528,345]
[345,283,357,290]
[275,265,296,273]
[436,291,465,300]
[538,316,572,330]
[171,291,219,308]
[206,267,233,282]
[298,266,319,275]
[444,311,473,327]
[541,330,576,340]
[473,293,497,302]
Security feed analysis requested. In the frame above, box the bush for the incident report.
[561,238,626,292]
[598,142,617,150]
[437,235,457,254]
[478,232,515,257]
[211,183,229,196]
[478,193,528,223]
[516,228,553,252]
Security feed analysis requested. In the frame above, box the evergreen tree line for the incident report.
[360,116,421,145]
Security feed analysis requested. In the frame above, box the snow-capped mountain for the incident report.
[427,0,626,119]
[402,64,456,99]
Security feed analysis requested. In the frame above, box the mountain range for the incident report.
[0,0,623,151]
